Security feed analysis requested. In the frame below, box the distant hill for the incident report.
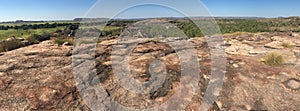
[73,16,267,21]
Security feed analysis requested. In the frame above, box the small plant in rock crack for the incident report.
[281,42,293,48]
[261,52,284,66]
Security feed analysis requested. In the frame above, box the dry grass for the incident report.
[281,42,293,48]
[225,38,232,43]
[0,39,22,52]
[52,37,74,45]
[262,52,284,66]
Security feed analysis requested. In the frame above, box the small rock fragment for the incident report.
[238,62,246,65]
[283,78,300,90]
[63,42,70,46]
[0,72,5,77]
[233,64,239,68]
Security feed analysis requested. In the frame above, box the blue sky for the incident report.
[0,0,300,22]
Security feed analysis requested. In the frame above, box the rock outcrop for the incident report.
[0,33,300,110]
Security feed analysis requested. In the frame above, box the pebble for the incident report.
[203,74,210,79]
[0,72,5,77]
[233,64,239,68]
[238,62,246,65]
[215,101,222,108]
[102,61,112,66]
[245,105,252,110]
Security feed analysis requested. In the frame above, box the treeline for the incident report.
[0,23,79,30]
[172,19,271,37]
[74,18,300,37]
[170,18,300,37]
[2,17,299,38]
[87,19,278,38]
[79,20,136,37]
[218,19,270,33]
[81,20,137,27]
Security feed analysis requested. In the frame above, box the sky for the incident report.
[0,0,300,22]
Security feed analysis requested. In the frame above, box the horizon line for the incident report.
[1,16,300,23]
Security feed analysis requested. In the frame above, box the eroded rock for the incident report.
[249,49,267,55]
[0,33,300,111]
[283,78,300,91]
[265,41,284,49]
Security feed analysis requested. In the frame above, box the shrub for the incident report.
[0,39,22,52]
[0,43,5,52]
[281,42,293,48]
[52,37,73,45]
[25,33,51,44]
[53,37,66,45]
[41,33,51,40]
[30,33,50,42]
[26,36,39,44]
[262,53,284,66]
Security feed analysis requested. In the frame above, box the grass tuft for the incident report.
[262,52,284,66]
[52,37,74,45]
[281,42,293,48]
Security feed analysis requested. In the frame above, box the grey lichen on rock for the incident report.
[283,78,300,91]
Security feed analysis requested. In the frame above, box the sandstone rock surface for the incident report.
[0,34,299,111]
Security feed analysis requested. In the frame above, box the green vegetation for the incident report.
[0,22,79,52]
[0,22,78,30]
[0,17,300,52]
[0,21,76,26]
[2,17,300,40]
[174,21,203,37]
[0,39,22,52]
[0,32,53,52]
[25,33,51,44]
[0,27,65,40]
[170,17,300,37]
[262,53,284,66]
[218,19,270,33]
